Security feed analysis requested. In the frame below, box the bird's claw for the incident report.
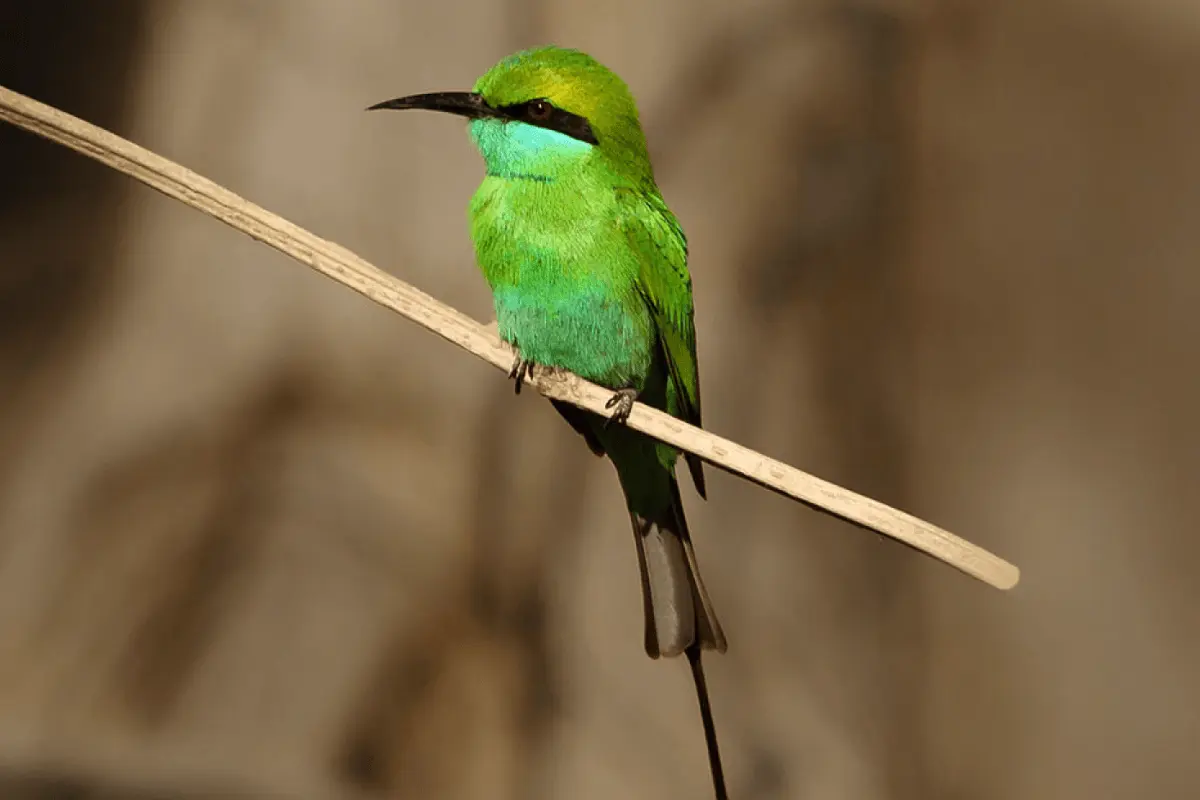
[509,356,535,395]
[604,388,638,428]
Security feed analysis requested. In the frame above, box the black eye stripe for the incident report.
[496,99,598,145]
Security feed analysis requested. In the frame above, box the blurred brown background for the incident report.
[1,1,1197,798]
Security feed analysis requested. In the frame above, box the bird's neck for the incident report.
[470,118,595,184]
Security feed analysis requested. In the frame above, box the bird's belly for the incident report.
[493,284,653,390]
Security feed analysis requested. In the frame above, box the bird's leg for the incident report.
[508,354,536,395]
[604,387,639,428]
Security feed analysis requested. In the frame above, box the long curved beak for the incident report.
[366,91,498,120]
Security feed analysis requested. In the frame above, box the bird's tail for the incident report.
[628,476,728,799]
[628,475,726,659]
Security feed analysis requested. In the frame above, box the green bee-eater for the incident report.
[371,46,727,797]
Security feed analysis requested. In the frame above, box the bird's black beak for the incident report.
[366,91,498,120]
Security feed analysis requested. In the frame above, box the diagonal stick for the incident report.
[0,84,1019,591]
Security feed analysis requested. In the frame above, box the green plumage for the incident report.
[467,46,723,659]
[370,44,724,658]
[371,44,729,799]
[469,170,706,493]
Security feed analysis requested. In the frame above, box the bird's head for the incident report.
[370,46,653,186]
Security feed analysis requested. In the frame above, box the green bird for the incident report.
[370,46,728,797]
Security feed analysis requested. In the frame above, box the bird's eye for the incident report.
[527,100,552,121]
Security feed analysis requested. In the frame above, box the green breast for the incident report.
[469,176,655,389]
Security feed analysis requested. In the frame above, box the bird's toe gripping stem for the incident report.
[509,354,536,395]
[604,388,639,428]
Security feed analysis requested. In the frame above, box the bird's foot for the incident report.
[508,354,536,395]
[604,388,639,428]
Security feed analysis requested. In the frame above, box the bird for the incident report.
[370,46,728,798]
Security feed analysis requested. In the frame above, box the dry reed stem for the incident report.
[0,84,1019,590]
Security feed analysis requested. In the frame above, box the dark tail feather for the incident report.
[628,476,726,659]
[688,642,729,800]
[629,478,728,799]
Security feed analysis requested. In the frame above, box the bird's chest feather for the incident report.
[469,179,654,388]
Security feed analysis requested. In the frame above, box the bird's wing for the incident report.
[618,189,707,498]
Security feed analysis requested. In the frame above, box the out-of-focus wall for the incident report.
[910,4,1200,797]
[0,1,1196,798]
